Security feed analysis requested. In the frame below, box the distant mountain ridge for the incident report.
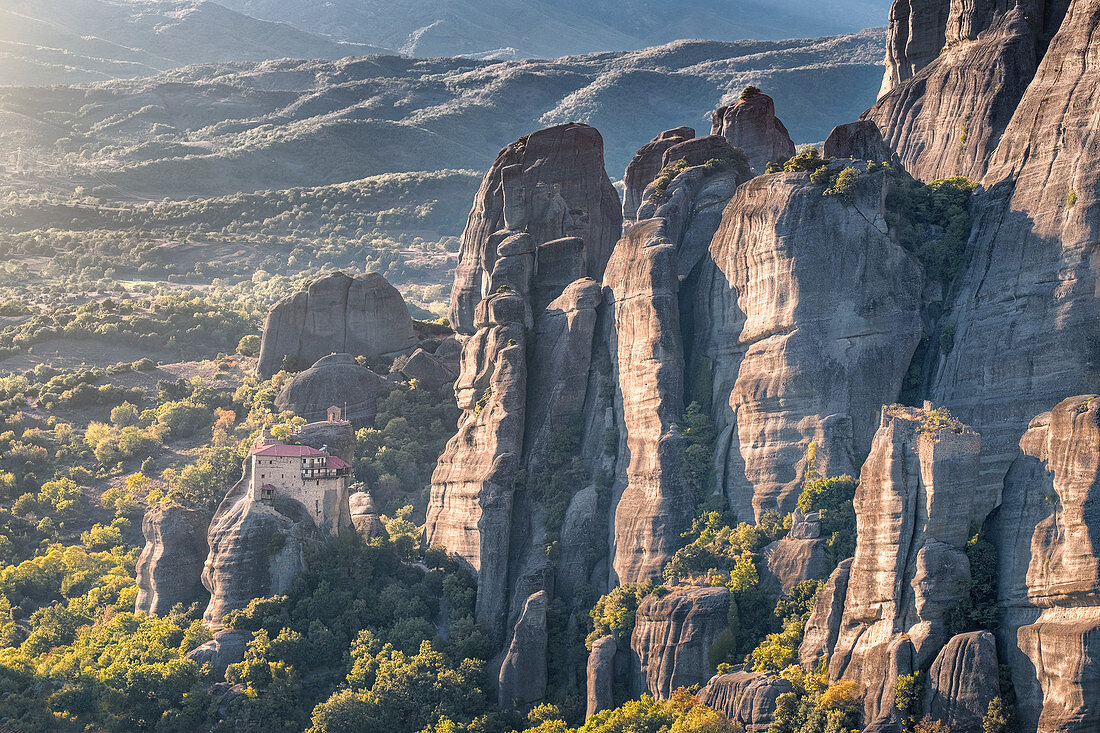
[0,30,887,200]
[0,0,385,85]
[218,0,893,59]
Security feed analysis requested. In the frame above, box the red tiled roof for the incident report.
[251,443,327,458]
[326,456,350,470]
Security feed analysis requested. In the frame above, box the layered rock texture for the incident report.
[923,631,1001,733]
[448,123,621,334]
[993,396,1100,732]
[827,406,984,730]
[630,586,730,699]
[498,590,549,709]
[258,271,417,378]
[696,671,792,733]
[711,91,796,174]
[622,126,695,224]
[136,505,211,616]
[696,163,924,518]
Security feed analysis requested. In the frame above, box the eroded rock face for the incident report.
[799,557,852,672]
[348,491,385,541]
[930,0,1100,496]
[186,628,251,679]
[993,396,1100,732]
[605,220,692,584]
[865,7,1037,182]
[923,631,1000,733]
[823,120,894,163]
[258,272,417,378]
[398,348,458,388]
[449,123,621,333]
[828,405,984,730]
[274,353,384,427]
[879,0,952,95]
[631,586,730,699]
[710,92,795,174]
[136,504,210,616]
[498,590,549,710]
[695,164,924,519]
[623,126,696,223]
[586,635,617,719]
[760,534,831,598]
[696,671,793,733]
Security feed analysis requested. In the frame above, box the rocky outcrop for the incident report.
[930,0,1100,496]
[397,348,458,388]
[760,518,831,598]
[799,557,852,672]
[623,126,695,223]
[448,123,621,334]
[711,91,795,174]
[274,353,384,427]
[201,420,355,625]
[605,220,692,584]
[586,635,617,719]
[822,120,894,163]
[992,396,1100,732]
[186,628,251,679]
[923,631,1001,733]
[631,586,730,699]
[498,590,549,709]
[348,491,385,541]
[635,135,752,278]
[828,405,984,730]
[696,671,793,733]
[696,163,924,519]
[865,7,1038,182]
[136,504,210,616]
[879,0,952,95]
[258,271,417,378]
[426,291,527,638]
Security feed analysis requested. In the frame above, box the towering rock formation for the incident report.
[586,635,617,718]
[257,271,417,378]
[696,672,793,733]
[826,405,985,730]
[993,396,1100,732]
[630,585,730,699]
[604,220,692,584]
[923,631,1001,733]
[930,0,1100,494]
[273,353,384,427]
[622,126,696,224]
[696,162,924,518]
[799,558,852,672]
[711,90,796,174]
[136,505,210,616]
[448,123,621,334]
[497,590,549,709]
[201,420,355,625]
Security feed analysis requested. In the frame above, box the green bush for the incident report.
[887,175,978,284]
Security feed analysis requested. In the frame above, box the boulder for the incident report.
[923,631,1001,733]
[293,415,357,466]
[498,590,549,709]
[136,504,210,616]
[348,491,385,541]
[694,163,924,518]
[710,91,796,173]
[258,271,417,378]
[631,586,730,699]
[760,534,831,598]
[828,405,984,730]
[398,348,457,388]
[822,120,894,163]
[586,635,617,719]
[186,628,251,679]
[605,220,692,584]
[623,126,695,223]
[274,353,384,427]
[696,671,793,733]
[449,123,621,333]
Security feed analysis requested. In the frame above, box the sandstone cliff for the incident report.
[630,585,730,699]
[929,0,1100,499]
[992,396,1100,732]
[136,504,210,616]
[448,123,621,334]
[827,405,984,730]
[258,271,417,378]
[623,127,695,224]
[695,163,924,519]
[696,671,792,733]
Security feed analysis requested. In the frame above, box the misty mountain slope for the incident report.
[0,0,385,85]
[0,31,886,199]
[219,0,892,58]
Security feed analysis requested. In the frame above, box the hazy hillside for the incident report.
[0,30,886,200]
[219,0,892,59]
[0,0,384,86]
